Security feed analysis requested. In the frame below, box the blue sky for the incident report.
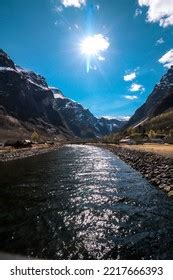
[0,0,173,119]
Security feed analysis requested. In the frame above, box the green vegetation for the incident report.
[144,111,173,133]
[102,110,173,144]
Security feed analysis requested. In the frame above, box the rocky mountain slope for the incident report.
[126,66,173,128]
[52,88,125,138]
[0,49,72,141]
[0,49,125,141]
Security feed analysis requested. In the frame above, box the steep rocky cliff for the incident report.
[0,49,71,141]
[126,66,173,128]
[52,88,125,138]
[0,49,125,141]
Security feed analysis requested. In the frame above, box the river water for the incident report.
[0,144,173,259]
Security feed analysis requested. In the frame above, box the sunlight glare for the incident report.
[81,36,99,56]
[80,34,110,73]
[81,34,109,57]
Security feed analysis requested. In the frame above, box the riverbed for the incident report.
[0,145,173,259]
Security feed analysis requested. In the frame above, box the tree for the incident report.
[130,133,143,141]
[156,130,162,135]
[31,131,39,143]
[148,130,156,138]
[169,129,173,137]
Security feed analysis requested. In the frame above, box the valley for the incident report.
[0,42,173,262]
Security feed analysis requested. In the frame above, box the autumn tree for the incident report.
[31,131,39,143]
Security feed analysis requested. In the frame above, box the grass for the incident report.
[121,144,173,158]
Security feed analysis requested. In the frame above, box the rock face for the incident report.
[0,49,72,141]
[0,49,15,69]
[126,66,173,127]
[0,49,126,141]
[52,88,126,138]
[98,117,126,134]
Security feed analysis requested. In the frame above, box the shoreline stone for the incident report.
[97,144,173,199]
[0,144,63,162]
[1,142,173,199]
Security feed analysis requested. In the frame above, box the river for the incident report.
[0,144,173,259]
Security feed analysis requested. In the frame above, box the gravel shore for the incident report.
[1,143,173,199]
[0,144,63,162]
[99,144,173,198]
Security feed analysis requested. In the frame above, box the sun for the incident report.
[80,34,110,72]
[80,36,100,56]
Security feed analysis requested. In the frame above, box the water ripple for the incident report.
[1,144,173,259]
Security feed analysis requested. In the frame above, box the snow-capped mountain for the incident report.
[0,49,126,141]
[98,117,126,134]
[0,49,72,141]
[52,88,126,138]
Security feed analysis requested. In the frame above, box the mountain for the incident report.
[0,49,72,141]
[52,88,125,138]
[126,66,173,128]
[97,117,126,134]
[0,49,125,141]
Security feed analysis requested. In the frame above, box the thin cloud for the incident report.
[129,83,145,92]
[134,8,142,17]
[61,0,86,8]
[102,116,131,121]
[124,72,136,81]
[54,6,63,12]
[159,49,173,68]
[138,0,173,27]
[95,4,100,11]
[98,55,105,61]
[74,24,79,29]
[156,37,165,45]
[116,116,131,121]
[90,65,97,71]
[124,95,138,100]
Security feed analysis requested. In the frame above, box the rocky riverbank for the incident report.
[0,143,63,162]
[99,144,173,198]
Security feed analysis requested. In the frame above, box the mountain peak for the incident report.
[126,67,173,128]
[0,49,126,140]
[0,49,15,69]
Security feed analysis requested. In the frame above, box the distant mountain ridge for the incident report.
[52,88,125,138]
[126,66,173,128]
[0,49,125,141]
